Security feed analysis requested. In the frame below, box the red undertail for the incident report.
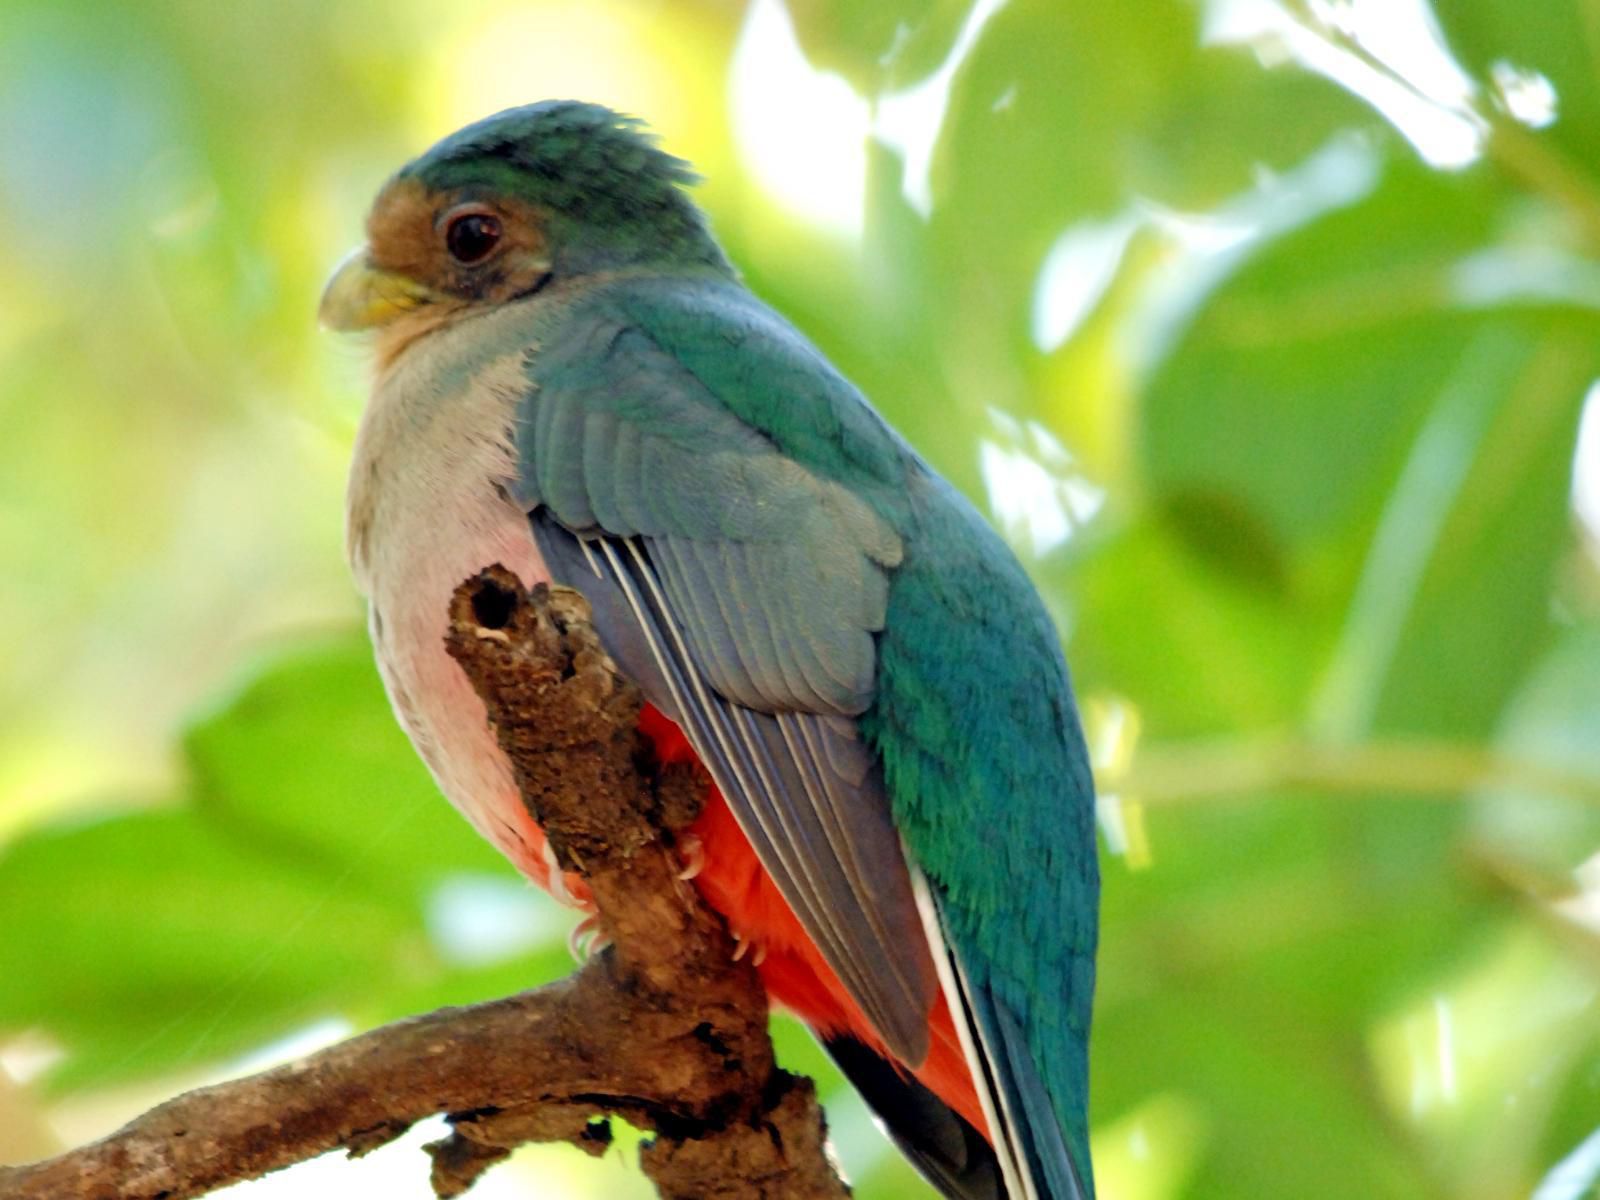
[636,704,987,1138]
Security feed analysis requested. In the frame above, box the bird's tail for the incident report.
[905,866,1094,1200]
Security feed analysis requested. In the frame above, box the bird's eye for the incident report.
[445,211,502,264]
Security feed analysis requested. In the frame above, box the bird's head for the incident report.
[320,101,729,358]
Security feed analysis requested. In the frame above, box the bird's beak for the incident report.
[318,246,436,331]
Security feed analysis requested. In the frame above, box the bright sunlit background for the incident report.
[4,1,1600,1198]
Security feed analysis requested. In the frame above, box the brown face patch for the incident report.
[365,177,442,280]
[362,177,554,367]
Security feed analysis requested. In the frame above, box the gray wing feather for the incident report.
[532,514,933,1063]
[610,420,650,531]
[781,712,909,979]
[659,538,766,712]
[541,395,591,523]
[582,411,627,532]
[718,541,790,702]
[747,542,837,712]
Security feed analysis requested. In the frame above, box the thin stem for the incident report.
[1482,117,1600,254]
[1108,736,1600,808]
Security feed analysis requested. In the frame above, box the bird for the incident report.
[321,100,1099,1200]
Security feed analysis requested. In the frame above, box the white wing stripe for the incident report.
[604,539,877,1023]
[909,863,1038,1200]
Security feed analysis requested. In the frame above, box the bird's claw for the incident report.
[675,834,705,881]
[543,840,577,908]
[730,932,767,967]
[568,913,611,963]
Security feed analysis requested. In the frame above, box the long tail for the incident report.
[908,867,1093,1200]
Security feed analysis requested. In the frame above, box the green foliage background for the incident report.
[3,2,1600,1197]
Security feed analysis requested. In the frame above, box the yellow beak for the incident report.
[318,246,436,331]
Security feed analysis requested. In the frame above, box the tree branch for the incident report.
[0,567,849,1200]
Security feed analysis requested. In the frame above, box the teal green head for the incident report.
[319,101,730,350]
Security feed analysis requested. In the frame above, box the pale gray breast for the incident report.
[345,304,554,874]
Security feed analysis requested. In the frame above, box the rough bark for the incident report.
[0,567,849,1200]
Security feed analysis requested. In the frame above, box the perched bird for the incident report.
[322,101,1099,1200]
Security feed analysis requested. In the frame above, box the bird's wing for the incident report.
[507,276,938,1064]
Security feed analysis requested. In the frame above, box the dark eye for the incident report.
[445,212,502,264]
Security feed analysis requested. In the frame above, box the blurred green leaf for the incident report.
[0,637,545,1093]
[1536,1022,1600,1192]
[1070,518,1322,736]
[1128,48,1382,211]
[1475,622,1600,872]
[1093,978,1437,1198]
[787,0,971,92]
[1143,159,1505,552]
[1369,925,1600,1198]
[0,806,416,1091]
[933,0,1196,327]
[1433,0,1600,166]
[1363,322,1596,739]
[184,636,506,900]
[1141,155,1597,741]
